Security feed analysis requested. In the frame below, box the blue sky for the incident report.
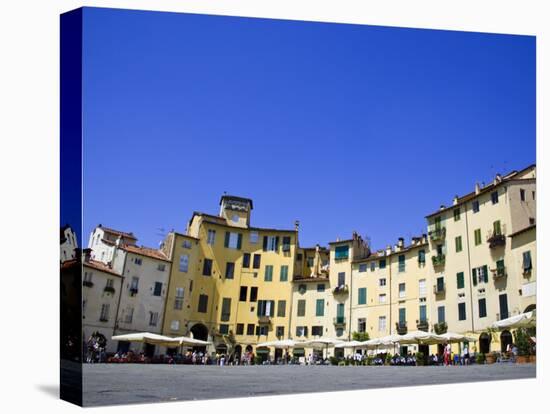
[81,7,535,250]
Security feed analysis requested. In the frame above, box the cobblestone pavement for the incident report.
[83,363,536,407]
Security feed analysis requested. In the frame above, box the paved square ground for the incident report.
[82,363,535,407]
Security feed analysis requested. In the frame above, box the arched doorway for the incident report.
[479,332,491,354]
[500,330,513,352]
[190,323,208,352]
[524,304,536,313]
[234,345,242,364]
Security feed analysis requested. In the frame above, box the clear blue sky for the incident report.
[81,7,535,250]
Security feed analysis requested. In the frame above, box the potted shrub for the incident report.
[514,328,531,363]
[329,356,339,366]
[485,351,497,364]
[385,353,392,365]
[416,351,425,366]
[476,353,486,365]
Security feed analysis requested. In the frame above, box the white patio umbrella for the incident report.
[398,330,445,345]
[334,340,367,348]
[173,336,212,346]
[438,332,476,343]
[490,311,536,330]
[112,332,182,347]
[303,338,345,359]
[257,339,306,348]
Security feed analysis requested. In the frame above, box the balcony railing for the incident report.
[83,280,94,288]
[432,254,446,267]
[433,321,448,334]
[332,285,349,295]
[491,266,507,279]
[487,232,506,249]
[396,322,408,335]
[416,319,429,332]
[333,316,346,326]
[429,227,446,242]
[104,286,116,294]
[258,315,272,324]
[433,282,446,295]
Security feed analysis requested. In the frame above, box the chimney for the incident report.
[294,220,300,232]
[398,237,404,248]
[386,245,392,256]
[83,248,92,263]
[453,195,459,205]
[439,205,446,211]
[475,182,481,195]
[422,233,427,244]
[495,173,502,183]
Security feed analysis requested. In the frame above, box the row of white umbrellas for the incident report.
[112,332,211,347]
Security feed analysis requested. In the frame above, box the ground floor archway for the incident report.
[479,332,491,354]
[500,330,513,352]
[190,323,208,353]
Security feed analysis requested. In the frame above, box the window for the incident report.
[399,283,406,298]
[257,300,275,317]
[370,262,376,271]
[232,214,239,223]
[437,306,445,323]
[312,326,323,336]
[249,287,258,302]
[83,271,92,283]
[520,188,526,201]
[472,265,488,286]
[189,279,193,292]
[246,324,255,335]
[522,251,532,272]
[491,191,499,204]
[220,298,231,321]
[100,304,110,321]
[458,303,466,321]
[478,298,487,318]
[276,326,285,338]
[198,294,208,313]
[296,326,308,337]
[436,276,445,292]
[134,257,142,265]
[335,245,349,260]
[337,272,345,287]
[455,236,462,253]
[174,287,184,310]
[532,190,536,200]
[239,286,248,302]
[419,279,426,297]
[106,279,114,289]
[157,263,166,271]
[474,229,482,246]
[337,303,345,320]
[253,254,261,269]
[398,255,405,272]
[379,259,386,269]
[358,288,367,305]
[359,263,368,272]
[298,284,307,294]
[379,293,386,304]
[280,265,288,282]
[379,278,386,287]
[236,323,244,335]
[202,258,213,276]
[219,324,229,334]
[263,236,279,252]
[472,200,480,213]
[207,229,216,245]
[297,299,306,317]
[170,320,180,331]
[418,250,426,264]
[130,276,139,293]
[225,262,235,279]
[378,316,387,332]
[264,265,273,281]
[317,283,325,292]
[124,307,134,323]
[149,311,159,326]
[499,293,509,320]
[529,217,535,225]
[151,282,161,298]
[296,253,303,261]
[453,208,460,221]
[316,299,325,316]
[398,308,406,324]
[182,239,192,249]
[277,300,286,317]
[179,254,189,273]
[306,257,314,267]
[242,253,250,268]
[419,305,427,322]
[456,272,465,290]
[224,231,242,250]
[493,220,502,235]
[282,236,291,252]
[358,318,366,333]
[249,231,259,244]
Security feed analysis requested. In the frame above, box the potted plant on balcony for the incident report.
[433,321,448,335]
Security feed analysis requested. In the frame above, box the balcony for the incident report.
[433,282,446,295]
[431,254,445,267]
[433,321,448,335]
[429,227,446,242]
[83,280,94,288]
[104,286,116,294]
[332,285,349,295]
[333,316,346,326]
[258,315,271,325]
[487,232,506,249]
[416,319,429,332]
[491,266,507,279]
[396,322,408,335]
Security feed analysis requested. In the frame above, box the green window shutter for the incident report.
[456,272,464,289]
[494,220,501,235]
[316,299,324,316]
[262,236,268,251]
[274,237,279,251]
[483,265,488,283]
[337,303,344,318]
[358,288,367,305]
[472,268,477,286]
[280,265,288,281]
[265,265,273,281]
[224,232,230,248]
[237,233,242,250]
